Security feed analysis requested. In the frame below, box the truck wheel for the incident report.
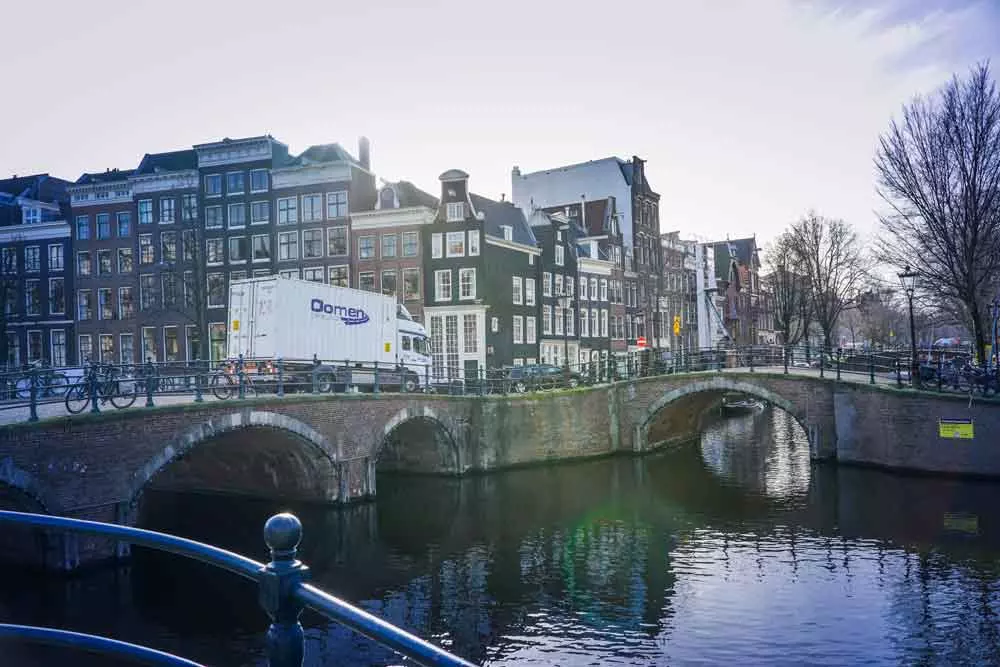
[402,375,418,393]
[316,374,333,393]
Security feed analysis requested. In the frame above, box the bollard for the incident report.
[89,362,101,414]
[237,354,246,400]
[373,361,380,394]
[869,351,875,385]
[276,357,285,397]
[28,366,39,423]
[194,360,204,403]
[259,513,309,667]
[144,360,155,407]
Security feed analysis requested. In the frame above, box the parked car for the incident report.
[507,364,582,393]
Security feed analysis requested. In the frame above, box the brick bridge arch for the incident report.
[0,458,51,513]
[377,406,464,475]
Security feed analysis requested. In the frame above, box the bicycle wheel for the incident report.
[48,373,69,397]
[65,383,90,414]
[110,379,138,409]
[211,373,235,400]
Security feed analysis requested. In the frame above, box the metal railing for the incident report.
[3,344,996,424]
[0,510,474,667]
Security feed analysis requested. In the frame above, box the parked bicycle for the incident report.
[210,359,262,400]
[14,360,69,399]
[65,362,139,414]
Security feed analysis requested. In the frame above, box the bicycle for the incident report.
[65,362,139,414]
[210,360,260,400]
[15,360,69,399]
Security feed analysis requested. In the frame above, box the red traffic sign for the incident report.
[637,336,647,347]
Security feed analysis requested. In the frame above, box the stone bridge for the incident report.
[1,369,998,568]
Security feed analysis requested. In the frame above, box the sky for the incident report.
[2,0,998,249]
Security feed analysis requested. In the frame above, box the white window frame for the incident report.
[512,315,523,344]
[327,265,349,287]
[446,231,465,258]
[226,171,245,196]
[251,234,271,263]
[358,235,376,260]
[207,273,226,308]
[459,268,476,300]
[491,316,499,333]
[525,278,536,306]
[277,231,298,261]
[526,316,537,344]
[118,286,133,319]
[590,278,598,300]
[205,205,223,229]
[512,276,523,305]
[325,191,349,219]
[434,269,452,302]
[48,277,65,315]
[581,308,589,337]
[358,271,376,292]
[555,245,565,266]
[48,243,64,272]
[300,193,323,222]
[601,309,609,337]
[431,233,442,259]
[206,238,224,266]
[302,229,324,259]
[279,269,300,280]
[204,174,222,197]
[250,200,270,225]
[567,308,575,336]
[250,168,269,193]
[228,236,248,263]
[554,305,564,336]
[119,332,134,365]
[543,272,552,297]
[327,225,348,257]
[555,274,564,296]
[580,276,587,300]
[402,231,419,257]
[227,203,246,229]
[501,225,513,241]
[446,202,465,222]
[276,197,298,224]
[600,279,609,301]
[543,305,552,335]
[468,230,480,256]
[381,233,397,259]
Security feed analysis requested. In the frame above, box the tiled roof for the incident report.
[135,150,197,174]
[471,194,537,247]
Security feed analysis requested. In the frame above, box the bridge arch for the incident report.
[637,376,814,453]
[0,458,51,513]
[128,410,340,511]
[378,407,462,474]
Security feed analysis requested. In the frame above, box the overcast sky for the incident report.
[2,0,997,247]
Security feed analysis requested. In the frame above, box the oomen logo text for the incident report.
[310,299,370,325]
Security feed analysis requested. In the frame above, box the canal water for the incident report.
[4,406,1000,665]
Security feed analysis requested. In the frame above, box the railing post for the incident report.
[144,359,155,407]
[259,513,309,667]
[937,354,943,392]
[28,366,39,423]
[749,345,754,373]
[478,367,485,396]
[373,361,380,394]
[895,357,903,388]
[869,351,875,385]
[89,362,101,414]
[237,354,246,400]
[277,357,285,398]
[836,348,842,381]
[783,345,789,375]
[194,360,204,403]
[819,347,825,379]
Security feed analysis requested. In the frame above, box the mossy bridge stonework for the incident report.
[1,371,998,568]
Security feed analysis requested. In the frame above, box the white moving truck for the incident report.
[226,276,431,392]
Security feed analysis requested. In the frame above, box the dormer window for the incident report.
[446,202,465,222]
[501,225,513,241]
[379,187,396,210]
[22,207,40,225]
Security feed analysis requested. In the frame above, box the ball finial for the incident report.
[263,513,302,559]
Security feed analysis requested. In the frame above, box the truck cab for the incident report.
[396,305,432,386]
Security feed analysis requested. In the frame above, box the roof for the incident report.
[135,150,197,174]
[439,169,469,181]
[0,174,47,197]
[75,169,137,185]
[393,181,438,208]
[0,174,71,203]
[470,193,537,247]
[295,143,359,167]
[712,237,758,284]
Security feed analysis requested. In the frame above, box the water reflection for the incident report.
[3,422,1000,665]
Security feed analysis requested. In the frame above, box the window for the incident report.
[431,233,442,258]
[358,235,375,259]
[140,274,156,309]
[207,273,226,308]
[542,272,552,297]
[555,245,565,266]
[358,272,376,292]
[48,278,65,315]
[512,276,523,305]
[227,203,245,228]
[251,201,270,224]
[77,252,91,276]
[326,191,348,219]
[303,267,324,282]
[279,269,300,280]
[209,322,226,361]
[491,317,499,333]
[119,333,134,365]
[51,330,66,367]
[77,290,93,320]
[277,197,297,224]
[119,286,134,319]
[567,308,575,336]
[301,194,322,222]
[446,231,465,257]
[403,268,420,300]
[512,316,523,344]
[27,330,42,363]
[591,309,599,339]
[97,213,111,239]
[117,212,131,236]
[48,244,64,271]
[76,216,90,239]
[98,288,113,320]
[252,234,271,262]
[229,237,248,262]
[160,232,176,263]
[554,305,564,335]
[327,266,348,287]
[278,232,298,261]
[2,247,16,274]
[205,205,223,228]
[526,316,537,344]
[402,232,418,257]
[600,279,608,301]
[513,358,523,367]
[77,334,92,363]
[459,268,476,300]
[97,334,114,364]
[543,305,552,335]
[138,200,153,224]
[182,230,195,262]
[97,250,113,276]
[159,198,175,223]
[463,314,478,353]
[525,278,536,306]
[182,194,197,222]
[206,238,224,265]
[139,234,155,265]
[501,225,513,241]
[468,230,480,256]
[163,326,180,362]
[25,280,40,316]
[555,274,563,296]
[566,275,574,297]
[580,276,588,299]
[205,174,222,196]
[302,229,323,258]
[382,234,397,258]
[230,270,247,283]
[226,172,245,195]
[446,202,465,221]
[580,309,589,337]
[382,270,397,296]
[250,169,269,193]
[142,327,158,363]
[601,310,609,337]
[327,226,348,256]
[25,246,40,272]
[434,270,451,302]
[590,278,598,300]
[23,207,40,225]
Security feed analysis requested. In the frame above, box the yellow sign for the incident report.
[232,320,240,331]
[938,418,974,439]
[673,315,681,336]
[384,342,391,353]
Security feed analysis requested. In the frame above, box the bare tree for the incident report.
[787,212,867,352]
[1,238,22,368]
[875,61,1000,365]
[763,233,809,354]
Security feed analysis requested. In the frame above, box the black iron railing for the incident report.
[0,510,474,667]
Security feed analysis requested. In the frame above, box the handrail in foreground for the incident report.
[0,510,474,667]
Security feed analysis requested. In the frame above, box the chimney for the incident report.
[512,165,520,178]
[580,194,586,229]
[358,136,371,171]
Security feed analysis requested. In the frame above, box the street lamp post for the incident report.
[558,296,572,373]
[898,265,919,388]
[988,297,1000,382]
